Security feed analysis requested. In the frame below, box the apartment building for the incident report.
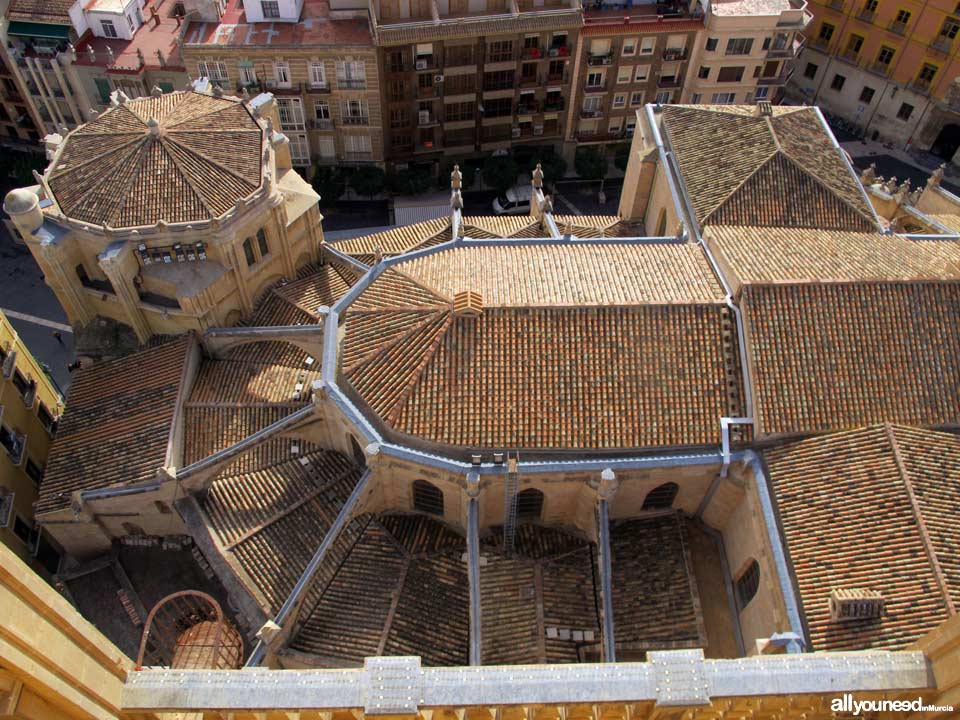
[180,0,384,167]
[681,0,811,104]
[370,0,582,168]
[565,2,702,159]
[0,42,42,143]
[0,310,63,575]
[791,0,960,161]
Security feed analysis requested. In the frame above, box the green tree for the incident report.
[389,166,433,196]
[311,166,345,206]
[575,147,609,196]
[349,166,386,199]
[482,156,519,194]
[614,143,631,173]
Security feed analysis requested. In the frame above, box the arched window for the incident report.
[412,480,444,516]
[349,435,366,467]
[516,488,544,523]
[642,482,678,511]
[735,559,760,611]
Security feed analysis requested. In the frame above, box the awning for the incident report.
[6,21,71,40]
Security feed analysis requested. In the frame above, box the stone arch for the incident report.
[516,488,544,523]
[641,482,678,511]
[412,479,444,517]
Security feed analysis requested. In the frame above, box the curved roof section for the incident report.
[338,242,744,451]
[660,105,877,232]
[46,92,263,229]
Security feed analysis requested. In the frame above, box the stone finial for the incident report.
[106,46,115,64]
[883,176,898,194]
[532,162,544,189]
[147,117,161,136]
[541,194,553,214]
[241,86,250,101]
[136,48,145,65]
[210,217,220,231]
[265,118,274,138]
[151,85,162,97]
[859,163,876,185]
[908,187,922,205]
[894,178,911,203]
[88,109,99,120]
[597,468,618,501]
[86,45,95,62]
[212,84,223,98]
[373,246,383,264]
[450,164,462,191]
[928,163,946,189]
[675,219,685,239]
[564,219,574,236]
[32,169,43,184]
[156,219,168,231]
[156,49,165,67]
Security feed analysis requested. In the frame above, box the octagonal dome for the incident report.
[46,91,264,229]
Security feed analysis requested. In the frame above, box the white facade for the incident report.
[70,0,145,40]
[243,0,305,23]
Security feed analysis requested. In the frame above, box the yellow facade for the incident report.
[0,311,62,573]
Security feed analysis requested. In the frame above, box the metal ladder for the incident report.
[502,452,520,554]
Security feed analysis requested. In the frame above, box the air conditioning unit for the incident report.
[511,127,521,138]
[533,125,543,135]
[418,110,431,125]
[434,75,444,83]
[416,59,428,70]
[0,492,13,529]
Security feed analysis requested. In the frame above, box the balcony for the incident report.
[417,84,441,98]
[444,53,476,68]
[809,36,831,50]
[237,80,263,94]
[484,80,515,91]
[0,426,25,466]
[265,80,304,95]
[856,8,875,22]
[580,108,603,118]
[338,79,367,90]
[546,44,570,58]
[486,50,518,63]
[307,83,331,94]
[868,61,891,77]
[544,97,566,111]
[519,73,539,87]
[546,71,568,83]
[839,49,861,64]
[587,52,614,66]
[312,118,335,130]
[908,78,932,94]
[516,100,540,115]
[662,48,687,61]
[929,37,953,54]
[887,19,907,35]
[657,76,681,88]
[522,46,546,60]
[584,83,607,93]
[757,72,787,85]
[388,63,408,74]
[414,56,437,71]
[344,151,374,162]
[342,115,370,125]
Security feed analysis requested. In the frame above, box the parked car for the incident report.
[492,185,533,215]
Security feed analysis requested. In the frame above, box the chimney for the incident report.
[829,588,884,622]
[453,291,483,318]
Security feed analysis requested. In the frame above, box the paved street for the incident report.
[0,225,75,394]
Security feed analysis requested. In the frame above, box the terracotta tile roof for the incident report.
[400,242,725,306]
[189,359,321,404]
[7,0,73,23]
[199,450,362,612]
[46,92,263,229]
[553,215,624,238]
[765,424,959,651]
[707,226,960,284]
[743,282,960,437]
[291,514,469,666]
[462,215,543,238]
[660,105,877,231]
[272,263,357,318]
[332,218,450,259]
[925,213,960,234]
[37,336,191,515]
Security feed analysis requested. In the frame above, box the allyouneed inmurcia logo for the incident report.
[831,694,954,715]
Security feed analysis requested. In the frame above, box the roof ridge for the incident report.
[778,145,876,227]
[343,309,444,375]
[884,422,957,615]
[47,133,143,180]
[54,137,147,225]
[161,93,234,128]
[105,135,159,227]
[700,147,781,226]
[157,137,218,218]
[384,313,454,427]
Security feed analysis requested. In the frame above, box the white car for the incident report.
[492,185,533,215]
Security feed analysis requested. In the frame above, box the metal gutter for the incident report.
[597,499,616,663]
[467,493,482,665]
[81,479,164,502]
[246,467,372,667]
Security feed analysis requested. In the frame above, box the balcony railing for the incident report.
[307,82,331,93]
[237,80,263,93]
[344,151,374,161]
[516,101,540,114]
[417,84,440,98]
[584,83,607,93]
[662,48,687,61]
[0,427,25,466]
[544,97,566,111]
[338,79,367,90]
[757,73,787,85]
[522,46,546,59]
[342,115,370,125]
[868,60,891,76]
[546,71,568,83]
[519,74,539,87]
[908,78,932,93]
[839,48,861,63]
[857,7,875,22]
[929,37,953,54]
[444,53,476,67]
[486,50,518,63]
[657,76,681,88]
[887,19,907,35]
[809,36,831,50]
[484,80,515,91]
[312,118,335,130]
[266,80,304,95]
[580,108,603,118]
[587,52,613,66]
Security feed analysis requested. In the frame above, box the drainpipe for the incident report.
[466,472,482,666]
[597,468,618,663]
[733,450,806,653]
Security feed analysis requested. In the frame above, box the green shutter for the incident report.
[94,78,111,104]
